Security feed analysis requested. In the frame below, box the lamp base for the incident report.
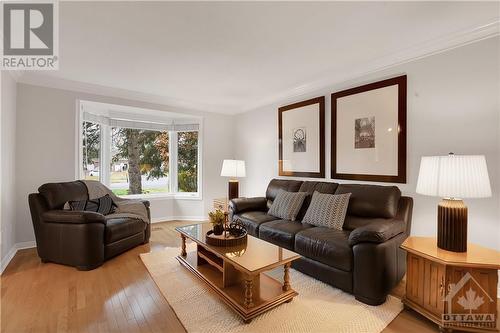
[437,199,467,252]
[228,180,239,201]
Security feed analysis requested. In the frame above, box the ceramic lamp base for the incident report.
[437,199,467,252]
[228,180,239,200]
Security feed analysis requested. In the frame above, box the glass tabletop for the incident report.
[176,223,300,273]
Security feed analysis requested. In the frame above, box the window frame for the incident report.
[76,101,203,200]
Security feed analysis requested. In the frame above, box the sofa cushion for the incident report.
[299,181,339,195]
[268,190,307,221]
[105,216,146,244]
[302,192,351,230]
[266,179,303,208]
[259,220,314,250]
[39,181,88,210]
[335,184,401,218]
[234,211,276,236]
[295,227,353,272]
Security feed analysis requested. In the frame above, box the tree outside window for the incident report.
[177,131,198,192]
[82,122,100,180]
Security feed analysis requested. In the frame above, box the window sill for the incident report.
[117,193,202,201]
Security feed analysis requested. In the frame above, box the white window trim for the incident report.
[75,100,203,200]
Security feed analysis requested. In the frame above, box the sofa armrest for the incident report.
[229,197,267,214]
[117,197,150,208]
[348,220,405,246]
[42,210,106,224]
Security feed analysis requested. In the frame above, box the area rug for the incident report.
[140,246,403,333]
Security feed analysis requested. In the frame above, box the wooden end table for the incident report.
[401,237,499,332]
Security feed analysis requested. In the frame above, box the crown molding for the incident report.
[13,19,499,115]
[239,19,500,113]
[16,74,237,115]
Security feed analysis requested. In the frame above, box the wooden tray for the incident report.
[206,230,247,247]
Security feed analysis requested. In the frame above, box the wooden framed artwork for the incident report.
[278,96,325,178]
[331,75,407,183]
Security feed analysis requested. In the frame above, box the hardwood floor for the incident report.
[0,220,475,333]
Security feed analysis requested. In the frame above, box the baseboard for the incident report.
[0,247,17,274]
[152,216,207,223]
[1,241,36,274]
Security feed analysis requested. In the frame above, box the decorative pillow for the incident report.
[68,194,116,215]
[302,191,351,230]
[268,190,308,221]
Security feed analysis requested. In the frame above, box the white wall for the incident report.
[235,37,500,250]
[1,72,18,268]
[14,83,233,244]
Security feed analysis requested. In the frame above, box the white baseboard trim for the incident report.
[152,216,207,223]
[1,241,36,274]
[0,247,17,274]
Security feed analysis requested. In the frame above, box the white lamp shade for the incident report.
[220,160,246,178]
[416,155,491,198]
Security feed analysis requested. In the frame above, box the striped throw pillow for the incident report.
[268,190,308,221]
[69,194,116,215]
[302,191,351,230]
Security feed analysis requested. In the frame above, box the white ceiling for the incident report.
[17,1,500,114]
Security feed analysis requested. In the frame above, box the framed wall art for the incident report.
[331,75,407,183]
[278,96,325,178]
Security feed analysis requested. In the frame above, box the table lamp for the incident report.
[220,160,246,200]
[416,154,491,252]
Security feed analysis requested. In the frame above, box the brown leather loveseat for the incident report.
[28,181,151,270]
[230,179,413,305]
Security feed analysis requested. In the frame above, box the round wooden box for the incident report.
[206,230,247,247]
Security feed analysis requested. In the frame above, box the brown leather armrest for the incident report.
[229,197,267,214]
[118,198,150,208]
[42,210,106,224]
[348,220,405,246]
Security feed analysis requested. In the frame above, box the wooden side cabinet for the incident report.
[401,237,500,332]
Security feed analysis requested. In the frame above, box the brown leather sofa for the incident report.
[28,181,151,270]
[230,179,413,305]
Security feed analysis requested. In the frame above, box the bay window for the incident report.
[79,101,201,198]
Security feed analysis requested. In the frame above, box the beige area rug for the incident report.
[140,246,403,333]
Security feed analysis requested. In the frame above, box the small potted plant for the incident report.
[208,209,226,235]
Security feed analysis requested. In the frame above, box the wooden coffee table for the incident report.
[175,223,301,322]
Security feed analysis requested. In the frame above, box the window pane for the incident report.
[82,122,100,180]
[177,131,198,192]
[110,128,169,195]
